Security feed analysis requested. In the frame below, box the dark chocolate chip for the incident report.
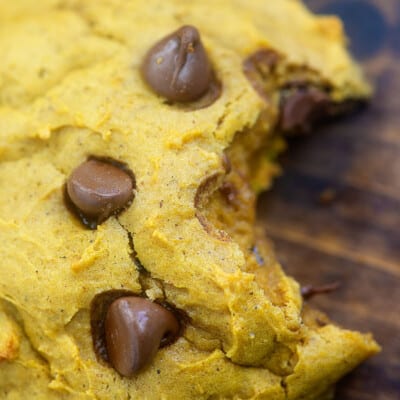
[301,281,341,300]
[279,87,331,134]
[105,297,180,377]
[90,290,135,364]
[66,159,134,226]
[323,98,368,119]
[315,317,328,328]
[141,25,212,102]
[169,76,221,111]
[243,49,280,100]
[243,49,280,76]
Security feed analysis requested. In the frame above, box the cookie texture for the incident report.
[0,1,379,399]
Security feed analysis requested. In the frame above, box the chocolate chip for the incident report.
[301,282,341,300]
[324,98,368,119]
[105,297,180,377]
[66,159,134,227]
[243,49,280,100]
[170,77,221,111]
[243,49,280,77]
[90,290,134,364]
[279,87,331,134]
[142,25,212,102]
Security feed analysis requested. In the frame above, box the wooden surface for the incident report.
[258,0,400,399]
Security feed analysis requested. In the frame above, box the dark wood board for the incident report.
[257,0,400,399]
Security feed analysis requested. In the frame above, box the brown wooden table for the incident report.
[258,0,400,398]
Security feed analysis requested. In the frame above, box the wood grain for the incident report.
[258,0,400,398]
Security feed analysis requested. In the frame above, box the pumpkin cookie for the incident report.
[0,1,379,399]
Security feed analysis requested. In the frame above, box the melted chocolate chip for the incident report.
[324,98,368,119]
[243,49,280,78]
[243,49,280,100]
[279,87,331,134]
[170,77,221,111]
[142,25,212,102]
[66,159,134,227]
[90,290,134,363]
[105,297,180,377]
[301,282,341,300]
[279,84,368,135]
